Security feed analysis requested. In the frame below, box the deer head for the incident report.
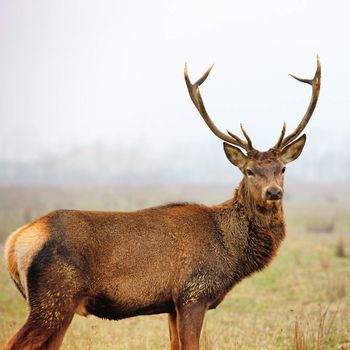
[184,58,321,208]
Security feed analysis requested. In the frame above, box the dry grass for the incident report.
[294,316,305,350]
[293,304,340,350]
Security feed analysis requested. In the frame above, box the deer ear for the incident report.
[223,143,247,170]
[280,134,306,164]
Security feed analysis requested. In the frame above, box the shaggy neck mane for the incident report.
[214,178,286,281]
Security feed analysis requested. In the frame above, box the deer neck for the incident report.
[213,179,286,278]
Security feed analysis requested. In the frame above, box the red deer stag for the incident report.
[3,58,321,350]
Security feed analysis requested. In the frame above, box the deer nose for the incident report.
[266,187,283,201]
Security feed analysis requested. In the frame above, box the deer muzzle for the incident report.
[265,187,283,201]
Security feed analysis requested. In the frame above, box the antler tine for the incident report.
[184,63,253,152]
[226,129,252,151]
[240,124,253,149]
[277,56,321,149]
[274,122,286,149]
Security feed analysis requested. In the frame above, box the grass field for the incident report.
[0,184,349,349]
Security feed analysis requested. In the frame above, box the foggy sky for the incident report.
[1,0,350,163]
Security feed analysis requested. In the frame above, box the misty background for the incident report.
[1,4,350,347]
[1,0,350,186]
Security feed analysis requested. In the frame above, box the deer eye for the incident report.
[246,169,254,176]
[282,167,286,174]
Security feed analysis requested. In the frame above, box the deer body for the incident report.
[3,59,320,350]
[4,183,285,350]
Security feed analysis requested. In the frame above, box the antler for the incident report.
[184,63,255,153]
[274,56,321,149]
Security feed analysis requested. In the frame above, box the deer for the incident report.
[2,57,321,350]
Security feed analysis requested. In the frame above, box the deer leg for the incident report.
[1,310,74,350]
[3,256,83,350]
[176,303,207,350]
[1,317,41,350]
[168,312,180,350]
[42,311,74,350]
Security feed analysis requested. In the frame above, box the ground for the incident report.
[0,184,349,349]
